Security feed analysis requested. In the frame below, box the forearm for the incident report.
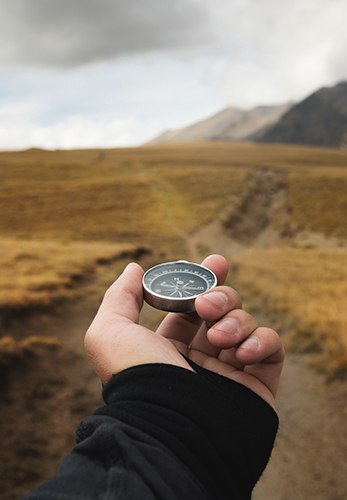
[21,361,278,500]
[98,360,278,498]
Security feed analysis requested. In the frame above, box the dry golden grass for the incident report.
[1,142,346,244]
[0,335,61,366]
[0,144,253,246]
[1,142,347,377]
[288,170,347,237]
[0,238,139,309]
[229,247,347,379]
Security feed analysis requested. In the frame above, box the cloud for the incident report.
[0,104,161,150]
[1,0,347,151]
[0,0,215,68]
[1,0,347,88]
[207,0,347,107]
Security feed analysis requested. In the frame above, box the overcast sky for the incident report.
[0,0,346,150]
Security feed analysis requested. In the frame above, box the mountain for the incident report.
[256,81,347,147]
[147,103,292,145]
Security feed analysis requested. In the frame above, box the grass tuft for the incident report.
[0,238,143,310]
[229,247,347,379]
[0,335,61,366]
[1,143,347,378]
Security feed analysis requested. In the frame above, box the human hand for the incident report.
[84,255,284,409]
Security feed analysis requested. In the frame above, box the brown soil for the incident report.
[2,166,347,500]
[253,353,347,500]
[0,298,104,500]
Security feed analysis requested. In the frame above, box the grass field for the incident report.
[0,145,251,244]
[228,247,347,379]
[1,142,347,378]
[0,238,141,310]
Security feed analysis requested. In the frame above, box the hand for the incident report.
[84,255,285,409]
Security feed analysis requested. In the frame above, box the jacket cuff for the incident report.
[95,361,278,499]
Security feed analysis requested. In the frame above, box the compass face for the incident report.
[142,261,217,312]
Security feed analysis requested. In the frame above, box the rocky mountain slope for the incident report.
[256,81,347,148]
[148,81,347,148]
[147,103,292,144]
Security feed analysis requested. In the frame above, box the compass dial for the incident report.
[142,261,217,312]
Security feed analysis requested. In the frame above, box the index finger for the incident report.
[156,255,229,345]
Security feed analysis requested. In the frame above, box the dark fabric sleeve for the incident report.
[20,360,278,500]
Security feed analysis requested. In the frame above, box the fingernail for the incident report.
[215,318,238,335]
[239,336,260,352]
[204,291,228,309]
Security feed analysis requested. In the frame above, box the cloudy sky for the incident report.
[0,0,346,150]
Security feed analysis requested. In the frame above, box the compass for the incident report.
[142,260,217,313]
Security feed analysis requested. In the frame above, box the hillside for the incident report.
[256,81,347,147]
[1,142,347,366]
[147,103,292,144]
[1,143,347,500]
[148,81,347,148]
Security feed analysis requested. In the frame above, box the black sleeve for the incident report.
[20,359,279,500]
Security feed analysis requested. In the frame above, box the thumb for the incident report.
[85,262,191,383]
[84,263,144,381]
[98,262,144,324]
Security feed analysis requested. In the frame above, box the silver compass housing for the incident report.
[142,260,217,313]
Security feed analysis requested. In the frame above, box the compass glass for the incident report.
[142,261,217,312]
[151,272,207,298]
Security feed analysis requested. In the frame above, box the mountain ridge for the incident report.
[147,103,292,145]
[256,81,347,147]
[147,81,347,148]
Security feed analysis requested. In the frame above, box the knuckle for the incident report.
[228,287,242,308]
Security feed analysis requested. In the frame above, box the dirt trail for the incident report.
[0,299,105,500]
[184,167,347,499]
[253,353,347,500]
[1,166,347,499]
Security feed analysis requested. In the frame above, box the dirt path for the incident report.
[0,298,105,500]
[3,268,347,500]
[184,168,347,499]
[2,166,347,499]
[253,352,347,500]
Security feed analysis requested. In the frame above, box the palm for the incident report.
[85,254,284,410]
